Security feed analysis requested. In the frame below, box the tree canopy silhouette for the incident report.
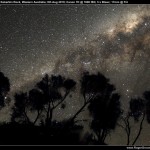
[118,91,150,145]
[86,72,121,144]
[129,98,145,122]
[143,91,150,123]
[130,91,150,145]
[11,74,76,126]
[68,72,121,144]
[0,72,10,108]
[8,70,150,145]
[11,92,31,124]
[70,72,110,122]
[36,74,76,126]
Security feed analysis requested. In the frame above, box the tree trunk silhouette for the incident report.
[24,107,30,124]
[24,112,30,124]
[49,108,53,126]
[71,93,95,122]
[71,100,89,122]
[126,115,131,145]
[132,112,145,145]
[53,91,69,109]
[46,101,51,125]
[117,115,131,145]
[33,110,42,125]
[101,129,107,143]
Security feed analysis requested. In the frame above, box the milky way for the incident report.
[0,4,150,144]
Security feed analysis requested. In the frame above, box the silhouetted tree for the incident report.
[130,98,145,121]
[29,89,46,125]
[11,74,76,126]
[118,93,150,145]
[130,98,145,145]
[0,72,10,109]
[144,91,150,123]
[87,78,121,144]
[11,92,31,124]
[11,90,45,125]
[117,111,131,145]
[35,74,76,126]
[70,72,121,144]
[131,91,150,145]
[118,98,145,145]
[71,72,108,122]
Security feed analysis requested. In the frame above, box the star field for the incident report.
[0,4,150,144]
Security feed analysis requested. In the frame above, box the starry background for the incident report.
[0,4,150,145]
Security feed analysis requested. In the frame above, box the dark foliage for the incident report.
[80,72,110,96]
[129,98,145,122]
[143,91,150,123]
[2,71,149,145]
[82,72,121,144]
[11,74,76,126]
[29,89,46,111]
[11,92,30,124]
[0,72,10,108]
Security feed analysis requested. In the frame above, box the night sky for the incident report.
[0,4,150,144]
